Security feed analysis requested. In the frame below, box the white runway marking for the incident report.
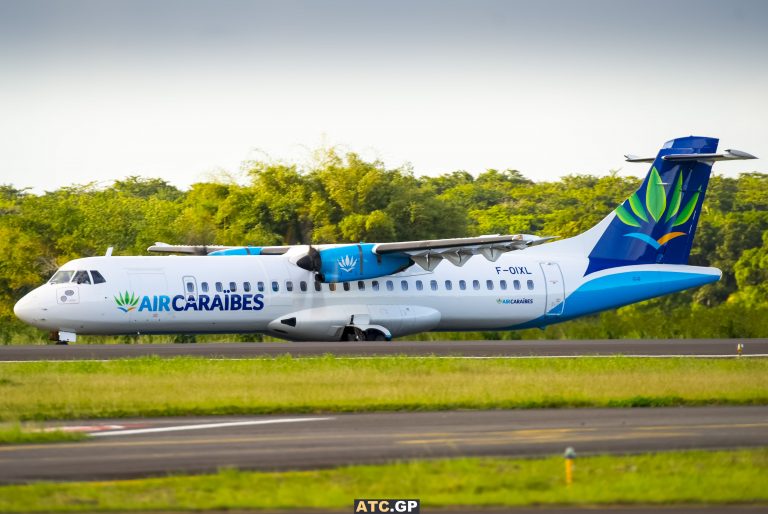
[90,417,334,437]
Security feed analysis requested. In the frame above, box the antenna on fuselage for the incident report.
[105,247,114,257]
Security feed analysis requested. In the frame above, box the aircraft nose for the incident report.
[14,292,38,324]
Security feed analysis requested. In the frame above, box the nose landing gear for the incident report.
[49,330,77,345]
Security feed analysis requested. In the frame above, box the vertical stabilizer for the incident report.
[585,136,719,275]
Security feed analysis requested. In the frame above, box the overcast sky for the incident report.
[1,0,766,192]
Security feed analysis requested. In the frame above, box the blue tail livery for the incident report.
[585,136,755,275]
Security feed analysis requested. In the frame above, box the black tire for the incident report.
[365,330,387,342]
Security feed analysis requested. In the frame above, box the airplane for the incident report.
[13,136,757,344]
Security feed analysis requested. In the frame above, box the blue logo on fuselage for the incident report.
[137,293,265,312]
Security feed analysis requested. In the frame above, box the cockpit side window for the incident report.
[72,270,91,284]
[90,270,106,284]
[50,270,74,284]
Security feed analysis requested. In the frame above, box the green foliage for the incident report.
[0,149,766,342]
[1,356,766,420]
[0,449,767,511]
[0,423,86,444]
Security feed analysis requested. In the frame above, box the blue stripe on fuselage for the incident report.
[511,269,719,329]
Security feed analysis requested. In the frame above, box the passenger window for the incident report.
[285,281,293,292]
[343,282,350,291]
[527,279,535,290]
[445,280,453,291]
[358,281,365,291]
[216,282,223,293]
[300,281,307,292]
[229,281,237,292]
[430,280,438,291]
[201,282,209,293]
[486,280,494,290]
[73,270,91,285]
[257,281,265,292]
[514,280,521,290]
[186,281,194,293]
[50,270,74,284]
[329,283,336,292]
[415,280,423,291]
[472,280,480,290]
[90,270,106,284]
[243,282,251,292]
[386,280,394,291]
[314,281,322,292]
[500,280,507,290]
[271,281,279,292]
[459,280,466,291]
[372,281,380,291]
[400,280,408,291]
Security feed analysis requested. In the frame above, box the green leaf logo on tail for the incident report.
[614,168,697,249]
[114,291,139,312]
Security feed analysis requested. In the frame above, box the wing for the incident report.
[147,242,233,255]
[373,234,556,271]
[147,242,289,256]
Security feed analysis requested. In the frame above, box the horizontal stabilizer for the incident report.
[626,149,756,164]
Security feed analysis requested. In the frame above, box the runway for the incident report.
[1,406,767,483]
[1,338,767,360]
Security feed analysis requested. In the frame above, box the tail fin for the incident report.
[584,136,753,275]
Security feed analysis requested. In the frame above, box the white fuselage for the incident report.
[14,247,563,339]
[13,236,721,341]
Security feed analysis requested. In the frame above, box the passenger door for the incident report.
[540,262,565,316]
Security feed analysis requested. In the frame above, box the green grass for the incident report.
[0,449,766,511]
[0,356,766,420]
[0,423,86,444]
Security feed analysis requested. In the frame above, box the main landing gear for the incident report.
[341,326,389,341]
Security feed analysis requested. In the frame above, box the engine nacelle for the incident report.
[295,243,412,283]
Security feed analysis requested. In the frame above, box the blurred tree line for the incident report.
[1,148,766,343]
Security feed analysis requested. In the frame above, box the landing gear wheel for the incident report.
[364,329,387,341]
[55,340,69,345]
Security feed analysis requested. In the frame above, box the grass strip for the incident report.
[0,424,86,444]
[1,356,767,421]
[0,449,766,511]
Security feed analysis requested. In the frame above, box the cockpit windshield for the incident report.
[50,270,74,284]
[49,269,106,285]
[72,270,91,284]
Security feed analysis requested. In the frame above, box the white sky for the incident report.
[1,0,766,192]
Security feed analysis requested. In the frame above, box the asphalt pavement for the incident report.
[1,406,766,483]
[1,338,767,360]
